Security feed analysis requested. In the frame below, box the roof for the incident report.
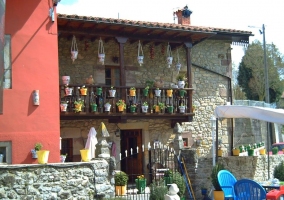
[57,14,253,46]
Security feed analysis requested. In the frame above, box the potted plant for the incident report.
[179,89,186,97]
[115,171,129,195]
[60,101,68,112]
[155,87,161,97]
[272,146,279,155]
[74,100,84,113]
[232,147,240,156]
[176,74,187,88]
[130,103,138,113]
[153,104,160,113]
[34,143,50,164]
[163,169,173,185]
[90,102,97,112]
[109,86,116,97]
[116,99,126,112]
[158,102,165,112]
[166,88,173,97]
[218,146,223,157]
[60,153,67,163]
[62,75,70,85]
[143,86,149,96]
[129,87,136,96]
[31,142,43,158]
[64,85,73,96]
[179,103,186,113]
[79,85,87,96]
[141,101,148,113]
[211,163,225,199]
[96,86,103,96]
[135,174,147,194]
[166,104,174,113]
[172,171,186,200]
[104,102,111,112]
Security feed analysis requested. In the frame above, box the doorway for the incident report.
[61,138,73,162]
[120,129,143,182]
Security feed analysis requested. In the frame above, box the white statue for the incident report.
[164,184,180,200]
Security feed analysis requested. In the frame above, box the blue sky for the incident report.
[57,0,284,67]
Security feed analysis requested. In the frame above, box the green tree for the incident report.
[237,41,283,103]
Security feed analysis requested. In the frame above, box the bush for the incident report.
[172,171,186,198]
[274,161,284,181]
[114,171,128,186]
[211,163,225,191]
[150,180,168,200]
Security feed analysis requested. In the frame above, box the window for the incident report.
[105,66,120,86]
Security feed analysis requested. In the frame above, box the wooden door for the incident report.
[121,129,143,182]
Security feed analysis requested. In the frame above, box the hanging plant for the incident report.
[137,40,144,66]
[98,38,105,65]
[150,44,155,60]
[166,43,173,68]
[71,35,78,62]
[176,48,181,71]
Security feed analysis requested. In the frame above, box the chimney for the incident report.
[174,5,192,25]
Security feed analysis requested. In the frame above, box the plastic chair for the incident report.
[234,179,266,200]
[217,170,237,200]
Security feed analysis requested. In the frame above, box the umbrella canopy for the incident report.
[85,127,98,159]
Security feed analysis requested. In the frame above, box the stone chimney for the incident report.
[174,5,192,25]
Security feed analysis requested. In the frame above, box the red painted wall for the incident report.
[0,0,60,164]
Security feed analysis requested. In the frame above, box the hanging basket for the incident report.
[176,48,181,71]
[166,43,173,68]
[98,38,105,65]
[137,40,144,66]
[71,35,78,62]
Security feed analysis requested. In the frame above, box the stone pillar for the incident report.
[96,122,110,158]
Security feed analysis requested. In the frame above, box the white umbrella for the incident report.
[85,127,98,159]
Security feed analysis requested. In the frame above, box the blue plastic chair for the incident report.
[234,179,266,200]
[217,170,237,200]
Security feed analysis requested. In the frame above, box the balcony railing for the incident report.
[59,85,194,123]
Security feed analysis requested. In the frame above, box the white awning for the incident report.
[214,105,284,124]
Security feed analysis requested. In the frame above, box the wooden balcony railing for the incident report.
[59,85,194,124]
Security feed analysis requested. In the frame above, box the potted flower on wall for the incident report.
[141,102,148,113]
[158,102,165,113]
[130,103,138,113]
[176,74,187,88]
[109,86,116,97]
[166,104,174,113]
[74,100,84,113]
[64,85,73,96]
[116,100,126,112]
[60,101,68,112]
[104,102,111,112]
[115,171,129,196]
[60,153,67,163]
[79,85,87,96]
[90,102,97,112]
[129,87,136,96]
[155,87,161,97]
[143,86,149,97]
[179,103,186,113]
[31,142,43,159]
[34,143,50,164]
[135,174,147,194]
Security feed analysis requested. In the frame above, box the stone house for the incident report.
[57,6,252,176]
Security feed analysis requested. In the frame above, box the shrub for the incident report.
[150,180,168,200]
[211,163,225,191]
[172,171,186,198]
[274,161,284,181]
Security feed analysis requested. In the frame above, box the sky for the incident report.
[57,0,284,68]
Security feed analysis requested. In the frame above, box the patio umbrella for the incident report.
[85,127,98,159]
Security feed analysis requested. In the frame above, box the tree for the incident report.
[237,41,283,103]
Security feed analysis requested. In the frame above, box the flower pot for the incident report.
[176,63,181,71]
[155,89,161,97]
[155,106,160,113]
[232,149,240,156]
[178,81,185,88]
[141,105,148,113]
[91,104,97,112]
[80,149,90,162]
[117,105,124,112]
[71,50,78,61]
[109,90,116,97]
[65,87,73,96]
[115,185,126,196]
[143,89,149,97]
[167,106,174,113]
[248,149,254,156]
[104,103,111,112]
[218,149,223,157]
[60,103,68,112]
[213,190,224,200]
[130,106,136,113]
[164,176,173,186]
[60,155,66,163]
[96,87,102,96]
[135,179,147,194]
[259,148,266,155]
[166,90,173,97]
[179,106,186,113]
[129,90,136,96]
[137,55,144,66]
[272,148,278,155]
[98,53,105,64]
[62,76,70,85]
[74,104,83,112]
[167,56,173,68]
[179,90,186,97]
[37,150,49,164]
[31,149,38,158]
[80,88,87,95]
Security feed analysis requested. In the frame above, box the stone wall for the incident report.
[182,148,284,199]
[0,159,114,199]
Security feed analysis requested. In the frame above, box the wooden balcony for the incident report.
[60,85,194,127]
